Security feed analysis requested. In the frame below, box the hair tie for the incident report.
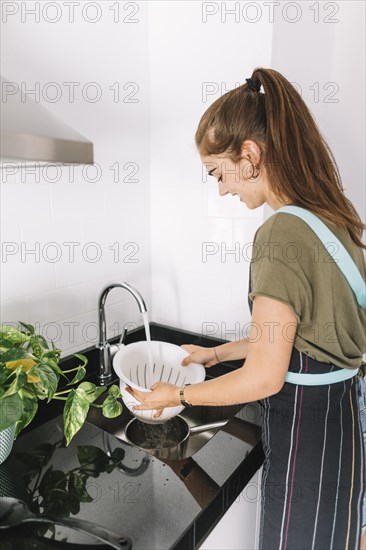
[246,78,260,92]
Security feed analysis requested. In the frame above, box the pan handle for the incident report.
[188,419,228,435]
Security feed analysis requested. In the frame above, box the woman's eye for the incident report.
[218,176,222,183]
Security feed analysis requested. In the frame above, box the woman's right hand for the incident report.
[181,344,219,368]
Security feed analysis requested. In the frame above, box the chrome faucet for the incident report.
[97,282,147,385]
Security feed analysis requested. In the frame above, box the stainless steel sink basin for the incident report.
[86,393,262,461]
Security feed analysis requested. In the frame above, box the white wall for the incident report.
[0,2,152,354]
[148,1,272,339]
[269,0,365,223]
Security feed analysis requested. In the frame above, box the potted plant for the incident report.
[0,322,123,463]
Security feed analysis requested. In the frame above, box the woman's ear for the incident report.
[240,140,262,165]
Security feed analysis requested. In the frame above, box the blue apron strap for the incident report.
[275,205,366,308]
[286,368,358,386]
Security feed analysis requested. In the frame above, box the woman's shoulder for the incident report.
[254,211,309,244]
[254,209,366,274]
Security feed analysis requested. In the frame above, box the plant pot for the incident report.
[0,424,16,465]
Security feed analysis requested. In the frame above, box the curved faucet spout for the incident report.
[97,282,147,384]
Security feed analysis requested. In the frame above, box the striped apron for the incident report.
[256,346,364,550]
[248,266,364,548]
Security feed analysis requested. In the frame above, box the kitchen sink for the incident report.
[86,393,262,462]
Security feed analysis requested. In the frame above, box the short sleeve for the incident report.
[248,216,310,323]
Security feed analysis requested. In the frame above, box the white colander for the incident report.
[113,341,205,424]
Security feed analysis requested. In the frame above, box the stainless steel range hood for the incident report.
[0,76,94,166]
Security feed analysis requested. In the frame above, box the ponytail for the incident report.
[195,67,365,249]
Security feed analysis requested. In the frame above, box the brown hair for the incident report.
[195,68,366,249]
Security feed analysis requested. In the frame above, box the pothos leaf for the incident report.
[77,382,106,403]
[67,366,86,386]
[108,384,121,399]
[18,321,35,335]
[63,388,91,446]
[14,388,38,437]
[33,364,59,402]
[73,353,88,368]
[29,335,45,359]
[2,348,35,364]
[0,324,31,344]
[102,395,122,418]
[2,368,27,397]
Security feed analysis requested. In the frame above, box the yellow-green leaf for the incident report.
[63,388,91,446]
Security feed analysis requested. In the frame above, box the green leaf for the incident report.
[0,324,31,344]
[43,357,63,375]
[63,388,91,446]
[2,368,27,398]
[67,366,86,386]
[108,384,121,399]
[37,334,50,349]
[33,364,59,402]
[18,321,35,335]
[42,349,61,361]
[73,353,88,367]
[14,388,38,437]
[102,395,122,418]
[68,472,93,503]
[29,335,45,359]
[0,393,23,431]
[0,365,8,395]
[77,382,106,403]
[0,338,15,351]
[1,347,35,363]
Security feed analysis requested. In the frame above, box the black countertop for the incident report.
[0,323,264,550]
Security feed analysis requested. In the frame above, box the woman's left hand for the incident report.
[125,382,181,419]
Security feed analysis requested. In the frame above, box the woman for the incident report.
[126,68,366,549]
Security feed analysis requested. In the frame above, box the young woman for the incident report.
[126,68,366,549]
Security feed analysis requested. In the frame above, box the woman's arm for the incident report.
[126,295,298,413]
[185,296,297,404]
[181,339,250,368]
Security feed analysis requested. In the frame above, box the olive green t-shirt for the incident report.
[249,211,366,370]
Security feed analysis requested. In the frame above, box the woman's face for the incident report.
[200,152,267,210]
[200,139,286,211]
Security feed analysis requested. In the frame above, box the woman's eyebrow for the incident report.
[207,168,217,176]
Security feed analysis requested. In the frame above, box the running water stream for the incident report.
[142,311,155,388]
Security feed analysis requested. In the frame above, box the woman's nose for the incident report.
[218,181,228,196]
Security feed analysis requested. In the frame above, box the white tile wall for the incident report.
[148,1,272,339]
[1,3,151,355]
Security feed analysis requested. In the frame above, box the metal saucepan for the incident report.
[124,415,228,460]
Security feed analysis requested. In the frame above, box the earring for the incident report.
[249,162,261,180]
